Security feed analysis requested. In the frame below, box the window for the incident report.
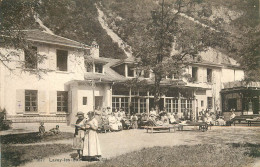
[181,99,192,113]
[207,97,213,109]
[207,68,212,83]
[173,99,178,113]
[24,46,37,69]
[95,63,103,73]
[127,65,134,77]
[83,97,87,105]
[192,67,198,82]
[228,98,237,111]
[57,50,68,71]
[140,98,146,113]
[25,90,37,112]
[112,97,120,111]
[166,99,172,112]
[120,97,129,112]
[144,70,150,78]
[131,97,138,113]
[57,91,68,112]
[181,99,186,113]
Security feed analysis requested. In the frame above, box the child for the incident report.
[38,122,45,136]
[49,125,61,135]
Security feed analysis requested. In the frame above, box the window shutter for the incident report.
[68,53,75,72]
[16,89,24,114]
[68,91,72,114]
[49,55,56,71]
[49,91,57,114]
[38,91,47,114]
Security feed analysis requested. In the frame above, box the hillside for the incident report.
[1,0,259,80]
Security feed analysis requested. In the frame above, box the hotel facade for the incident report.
[0,30,247,124]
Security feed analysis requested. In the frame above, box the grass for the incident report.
[1,132,74,144]
[89,144,259,167]
[1,144,73,166]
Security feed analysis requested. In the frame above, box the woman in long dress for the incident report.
[73,111,86,159]
[82,111,102,161]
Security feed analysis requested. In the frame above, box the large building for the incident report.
[0,30,245,124]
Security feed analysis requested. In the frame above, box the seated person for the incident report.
[108,113,119,131]
[169,113,177,124]
[216,116,226,126]
[155,117,164,126]
[38,122,45,136]
[49,125,61,135]
[131,114,139,129]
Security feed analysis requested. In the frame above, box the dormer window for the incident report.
[95,63,103,73]
[86,63,93,72]
[127,65,134,77]
[144,70,150,78]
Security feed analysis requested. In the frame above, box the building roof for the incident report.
[223,81,260,89]
[84,57,127,82]
[23,29,90,49]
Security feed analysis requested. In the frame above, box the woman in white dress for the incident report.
[82,111,102,161]
[108,112,119,131]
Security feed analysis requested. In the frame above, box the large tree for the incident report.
[132,0,224,111]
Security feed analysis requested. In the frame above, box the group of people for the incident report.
[38,122,61,136]
[73,111,102,161]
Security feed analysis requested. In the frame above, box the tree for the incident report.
[0,0,49,77]
[132,0,221,111]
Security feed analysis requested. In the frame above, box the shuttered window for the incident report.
[25,90,38,112]
[57,91,68,112]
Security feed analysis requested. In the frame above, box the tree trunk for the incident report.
[154,74,162,113]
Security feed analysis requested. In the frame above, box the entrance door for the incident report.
[95,96,103,110]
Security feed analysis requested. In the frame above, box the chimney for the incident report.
[91,40,99,58]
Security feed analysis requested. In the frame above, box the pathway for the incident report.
[19,126,260,167]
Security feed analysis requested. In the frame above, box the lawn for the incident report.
[1,144,73,166]
[89,143,260,167]
[1,132,74,144]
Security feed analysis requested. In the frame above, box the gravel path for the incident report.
[20,126,260,167]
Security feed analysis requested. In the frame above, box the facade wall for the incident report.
[0,44,86,116]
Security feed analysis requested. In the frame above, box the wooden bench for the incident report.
[233,115,260,126]
[142,126,175,133]
[246,119,260,126]
[178,122,210,132]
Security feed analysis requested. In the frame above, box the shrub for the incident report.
[0,108,12,130]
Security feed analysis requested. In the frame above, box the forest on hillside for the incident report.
[0,0,259,80]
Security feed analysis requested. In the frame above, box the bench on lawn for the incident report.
[178,122,210,132]
[142,126,176,133]
[246,118,260,126]
[233,115,260,126]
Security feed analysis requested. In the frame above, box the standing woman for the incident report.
[82,111,102,161]
[73,111,86,159]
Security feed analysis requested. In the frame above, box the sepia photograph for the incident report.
[0,0,259,166]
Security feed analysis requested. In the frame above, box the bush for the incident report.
[0,108,12,130]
